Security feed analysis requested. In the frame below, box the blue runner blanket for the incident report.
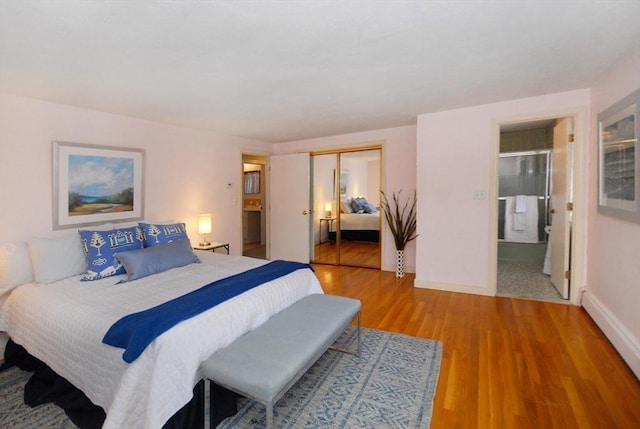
[103,260,313,363]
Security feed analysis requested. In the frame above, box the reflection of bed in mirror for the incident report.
[329,197,380,243]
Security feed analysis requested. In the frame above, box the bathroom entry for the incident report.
[242,154,267,259]
[497,118,573,301]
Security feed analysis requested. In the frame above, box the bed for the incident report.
[328,212,380,243]
[328,197,381,243]
[0,229,323,428]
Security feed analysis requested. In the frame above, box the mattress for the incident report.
[330,212,380,231]
[0,252,323,428]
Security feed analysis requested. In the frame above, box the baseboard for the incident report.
[581,291,640,380]
[413,279,493,296]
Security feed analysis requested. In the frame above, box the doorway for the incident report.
[496,118,573,302]
[242,154,267,259]
[311,147,382,269]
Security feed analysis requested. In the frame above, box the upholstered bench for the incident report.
[201,293,361,428]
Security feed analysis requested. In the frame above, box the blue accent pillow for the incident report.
[115,239,200,283]
[78,226,144,281]
[351,197,369,214]
[139,222,189,247]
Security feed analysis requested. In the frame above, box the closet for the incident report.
[311,147,381,269]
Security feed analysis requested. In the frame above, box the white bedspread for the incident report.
[330,212,380,231]
[0,252,323,428]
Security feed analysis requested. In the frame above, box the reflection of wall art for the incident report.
[597,89,640,223]
[333,169,349,197]
[53,141,145,229]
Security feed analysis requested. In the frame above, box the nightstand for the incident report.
[319,218,336,244]
[193,242,230,254]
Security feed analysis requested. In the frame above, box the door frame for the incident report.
[488,108,588,305]
[241,153,269,258]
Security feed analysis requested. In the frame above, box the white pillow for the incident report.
[340,198,354,214]
[28,234,87,284]
[0,241,35,295]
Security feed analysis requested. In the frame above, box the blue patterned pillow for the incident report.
[139,222,189,247]
[351,197,369,214]
[78,226,144,281]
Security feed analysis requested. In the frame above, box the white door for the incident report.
[549,118,573,299]
[269,153,312,263]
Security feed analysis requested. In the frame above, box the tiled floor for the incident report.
[497,259,566,303]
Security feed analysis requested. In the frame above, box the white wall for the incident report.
[415,89,591,295]
[0,94,272,253]
[341,156,368,198]
[274,126,416,273]
[583,45,640,379]
[367,159,380,206]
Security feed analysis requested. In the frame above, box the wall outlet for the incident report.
[473,190,486,200]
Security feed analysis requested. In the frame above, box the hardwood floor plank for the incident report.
[313,264,640,429]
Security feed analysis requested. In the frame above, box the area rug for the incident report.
[219,327,442,428]
[0,366,76,429]
[0,327,442,429]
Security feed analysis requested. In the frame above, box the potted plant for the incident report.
[380,190,418,277]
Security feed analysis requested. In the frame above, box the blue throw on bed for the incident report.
[103,260,313,363]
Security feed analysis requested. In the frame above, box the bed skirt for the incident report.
[1,339,238,429]
[328,230,379,243]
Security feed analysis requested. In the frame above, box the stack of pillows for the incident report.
[0,222,203,307]
[340,197,378,214]
[78,222,200,283]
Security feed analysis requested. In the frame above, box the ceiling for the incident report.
[1,1,639,143]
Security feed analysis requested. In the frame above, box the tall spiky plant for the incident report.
[380,189,418,250]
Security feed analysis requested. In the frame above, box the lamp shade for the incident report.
[324,202,332,217]
[198,214,212,234]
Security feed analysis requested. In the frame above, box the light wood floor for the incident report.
[313,240,380,268]
[313,264,640,429]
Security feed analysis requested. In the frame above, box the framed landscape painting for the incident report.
[53,141,145,229]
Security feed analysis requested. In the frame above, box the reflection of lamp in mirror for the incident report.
[324,202,332,218]
[198,214,211,246]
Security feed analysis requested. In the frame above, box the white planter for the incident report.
[396,249,405,278]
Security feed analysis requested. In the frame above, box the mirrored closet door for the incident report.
[311,147,381,269]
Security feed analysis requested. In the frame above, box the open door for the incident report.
[549,118,573,299]
[269,153,312,263]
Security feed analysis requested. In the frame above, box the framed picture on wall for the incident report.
[53,141,145,229]
[597,89,640,223]
[333,169,349,198]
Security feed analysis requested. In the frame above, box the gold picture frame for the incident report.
[53,141,145,229]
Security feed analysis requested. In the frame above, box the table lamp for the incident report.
[198,214,211,246]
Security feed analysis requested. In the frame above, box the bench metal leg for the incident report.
[329,312,361,356]
[356,312,360,356]
[266,402,274,429]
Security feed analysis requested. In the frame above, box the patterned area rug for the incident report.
[219,327,442,428]
[0,328,442,429]
[0,366,76,429]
